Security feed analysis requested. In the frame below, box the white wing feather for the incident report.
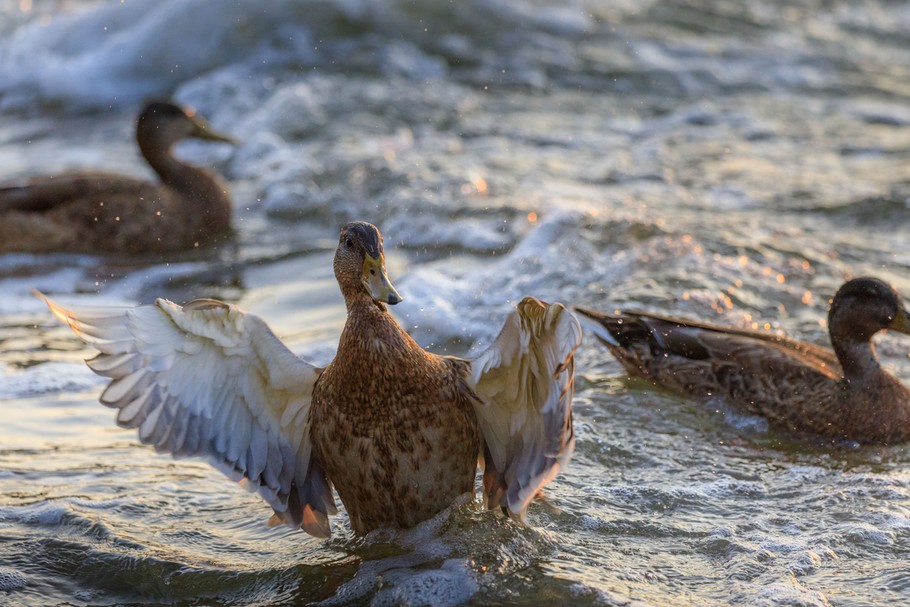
[469,297,582,522]
[41,294,336,538]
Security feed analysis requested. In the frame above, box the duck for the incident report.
[41,221,582,537]
[1,101,234,255]
[574,277,910,444]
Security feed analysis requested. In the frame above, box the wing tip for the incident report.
[36,289,83,335]
[267,506,332,539]
[302,505,332,538]
[516,297,583,349]
[517,295,546,313]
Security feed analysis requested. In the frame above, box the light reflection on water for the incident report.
[2,0,910,605]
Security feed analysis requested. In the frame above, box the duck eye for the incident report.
[345,238,353,249]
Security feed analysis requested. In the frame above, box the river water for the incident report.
[2,0,910,605]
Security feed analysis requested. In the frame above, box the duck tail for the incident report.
[573,307,715,364]
[572,306,645,348]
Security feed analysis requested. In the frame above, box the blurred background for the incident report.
[1,1,910,605]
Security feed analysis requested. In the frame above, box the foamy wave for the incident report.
[0,0,599,110]
[0,567,28,592]
[0,362,105,399]
[751,575,831,607]
[0,498,116,531]
[370,559,478,607]
[0,267,89,315]
[394,209,622,350]
[0,0,301,109]
[318,496,480,606]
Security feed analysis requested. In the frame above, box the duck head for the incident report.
[136,101,235,152]
[334,222,403,308]
[829,277,910,343]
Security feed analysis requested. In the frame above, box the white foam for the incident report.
[0,0,299,109]
[0,262,94,315]
[751,575,831,607]
[842,522,894,546]
[236,81,328,142]
[0,0,596,110]
[0,362,104,399]
[568,582,659,607]
[317,496,479,606]
[0,500,70,526]
[394,210,607,350]
[706,398,771,434]
[0,567,28,592]
[370,559,478,607]
[383,213,515,252]
[395,266,477,348]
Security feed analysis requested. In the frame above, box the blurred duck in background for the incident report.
[575,277,910,445]
[0,101,234,255]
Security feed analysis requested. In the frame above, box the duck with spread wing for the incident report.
[42,221,581,537]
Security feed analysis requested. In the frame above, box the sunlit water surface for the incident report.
[2,0,910,605]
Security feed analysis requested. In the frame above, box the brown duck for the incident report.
[575,277,910,444]
[42,221,581,537]
[0,101,234,254]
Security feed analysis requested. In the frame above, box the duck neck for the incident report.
[339,289,416,357]
[139,137,230,236]
[832,336,884,387]
[139,137,187,186]
[343,288,386,316]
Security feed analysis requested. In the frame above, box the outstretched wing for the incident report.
[468,297,582,522]
[41,294,337,538]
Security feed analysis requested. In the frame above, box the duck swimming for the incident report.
[575,277,910,444]
[1,101,234,255]
[42,221,581,537]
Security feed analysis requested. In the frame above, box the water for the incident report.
[2,0,910,604]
